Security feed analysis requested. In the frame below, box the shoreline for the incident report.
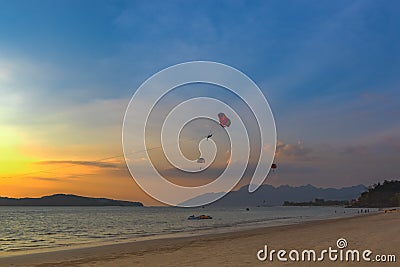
[1,212,398,266]
[0,208,366,257]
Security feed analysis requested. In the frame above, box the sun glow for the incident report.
[0,127,37,176]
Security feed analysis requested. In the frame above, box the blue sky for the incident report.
[1,0,399,203]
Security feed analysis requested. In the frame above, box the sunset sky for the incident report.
[1,1,399,205]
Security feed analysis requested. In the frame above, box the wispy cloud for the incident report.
[31,177,70,182]
[37,160,121,169]
[276,140,312,159]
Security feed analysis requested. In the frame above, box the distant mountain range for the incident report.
[0,194,143,207]
[180,184,367,206]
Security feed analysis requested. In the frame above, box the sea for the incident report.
[0,206,374,255]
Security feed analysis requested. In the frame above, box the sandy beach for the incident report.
[1,212,398,267]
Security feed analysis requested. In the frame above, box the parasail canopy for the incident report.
[197,157,205,164]
[218,113,231,128]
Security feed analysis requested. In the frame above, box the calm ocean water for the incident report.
[0,206,371,255]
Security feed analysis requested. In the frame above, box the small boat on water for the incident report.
[187,214,212,220]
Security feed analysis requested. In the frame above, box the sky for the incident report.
[0,0,399,205]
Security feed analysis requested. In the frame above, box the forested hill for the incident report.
[0,194,143,207]
[351,180,400,208]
